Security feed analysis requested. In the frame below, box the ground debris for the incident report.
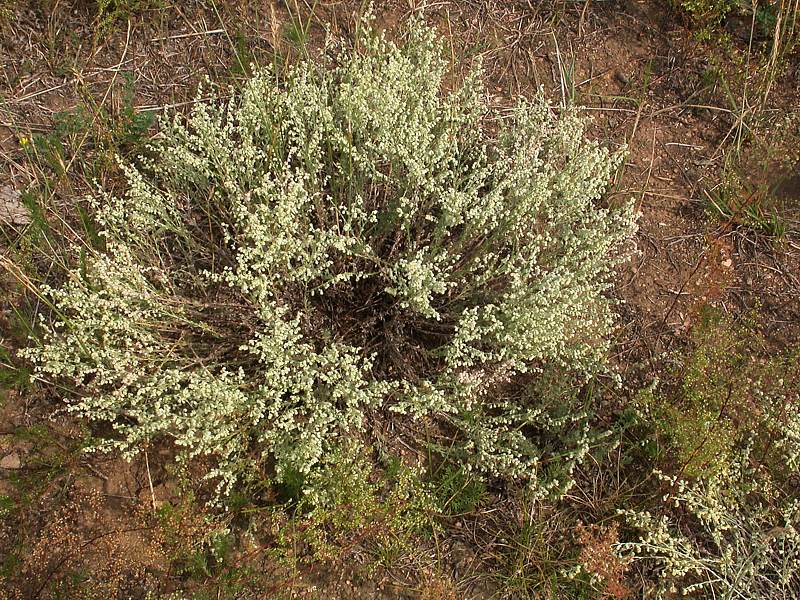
[0,186,30,226]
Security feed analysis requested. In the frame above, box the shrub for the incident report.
[620,454,800,599]
[677,0,739,38]
[678,0,800,51]
[22,21,636,500]
[574,522,631,599]
[635,308,800,479]
[94,0,164,28]
[624,310,800,598]
[268,442,435,568]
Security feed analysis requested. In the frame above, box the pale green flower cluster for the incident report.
[23,20,635,500]
[620,456,800,598]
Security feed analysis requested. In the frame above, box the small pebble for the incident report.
[0,452,22,470]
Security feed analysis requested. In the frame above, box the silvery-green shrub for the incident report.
[620,454,800,598]
[23,21,636,499]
